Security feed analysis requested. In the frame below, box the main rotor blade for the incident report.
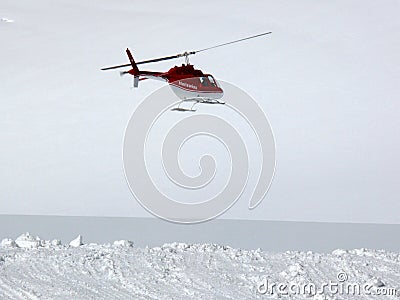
[101,63,131,71]
[101,32,271,71]
[101,54,183,70]
[136,54,182,65]
[194,31,272,53]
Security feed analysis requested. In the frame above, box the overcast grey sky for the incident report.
[1,0,399,224]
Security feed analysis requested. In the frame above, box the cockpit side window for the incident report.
[200,77,210,86]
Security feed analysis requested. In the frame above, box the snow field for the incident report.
[0,233,399,299]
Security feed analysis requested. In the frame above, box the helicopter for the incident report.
[101,32,271,111]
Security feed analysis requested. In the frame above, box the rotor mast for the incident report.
[180,51,195,65]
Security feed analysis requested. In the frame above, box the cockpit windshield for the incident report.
[200,76,217,87]
[207,76,216,86]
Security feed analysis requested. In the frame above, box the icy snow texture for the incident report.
[0,235,399,299]
[69,235,83,247]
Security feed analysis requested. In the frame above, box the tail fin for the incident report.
[126,48,139,87]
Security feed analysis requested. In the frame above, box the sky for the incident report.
[0,0,399,224]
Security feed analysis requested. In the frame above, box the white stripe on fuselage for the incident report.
[170,84,223,100]
[141,74,168,82]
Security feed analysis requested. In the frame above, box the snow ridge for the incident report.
[0,234,399,299]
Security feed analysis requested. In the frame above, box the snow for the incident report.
[113,240,133,247]
[0,234,399,299]
[0,239,17,248]
[69,235,83,247]
[4,233,63,250]
[51,239,61,246]
[332,249,348,256]
[15,232,41,249]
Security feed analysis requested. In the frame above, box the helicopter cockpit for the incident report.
[200,75,218,87]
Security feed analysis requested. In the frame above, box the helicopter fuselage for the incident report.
[129,64,224,101]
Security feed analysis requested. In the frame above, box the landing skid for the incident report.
[171,107,197,112]
[171,98,225,112]
[199,99,225,105]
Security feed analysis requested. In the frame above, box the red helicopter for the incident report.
[102,32,271,111]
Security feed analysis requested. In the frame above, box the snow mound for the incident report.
[15,232,43,248]
[332,249,348,256]
[1,238,17,248]
[69,235,83,247]
[2,233,62,249]
[51,239,62,246]
[113,240,133,247]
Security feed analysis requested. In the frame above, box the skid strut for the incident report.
[171,98,225,112]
